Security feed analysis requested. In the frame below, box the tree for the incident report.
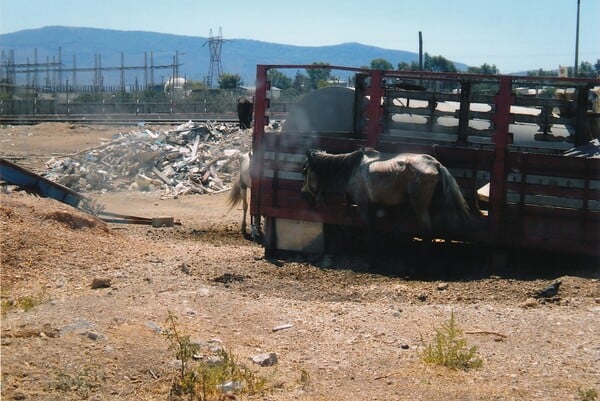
[267,69,293,90]
[292,71,308,92]
[185,80,208,91]
[423,53,457,73]
[467,63,500,95]
[527,68,558,77]
[305,62,331,90]
[576,61,598,78]
[397,61,420,71]
[140,87,167,102]
[111,90,134,102]
[527,60,598,78]
[219,73,243,90]
[467,63,499,75]
[370,58,393,70]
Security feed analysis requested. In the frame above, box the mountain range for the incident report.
[0,26,468,87]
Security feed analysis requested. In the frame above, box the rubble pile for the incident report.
[44,120,253,196]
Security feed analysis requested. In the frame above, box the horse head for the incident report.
[301,149,322,202]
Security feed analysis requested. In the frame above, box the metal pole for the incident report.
[574,0,580,76]
[418,31,423,71]
[120,52,125,92]
[65,78,69,116]
[58,47,62,91]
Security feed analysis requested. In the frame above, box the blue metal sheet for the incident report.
[0,158,83,208]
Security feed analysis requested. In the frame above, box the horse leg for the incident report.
[241,187,248,235]
[363,202,382,269]
[412,204,432,233]
[250,215,264,242]
[409,178,438,242]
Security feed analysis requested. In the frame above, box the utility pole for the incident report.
[418,31,423,71]
[574,0,581,76]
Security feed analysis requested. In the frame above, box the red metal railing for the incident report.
[251,64,600,255]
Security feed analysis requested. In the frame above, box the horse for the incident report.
[301,148,473,236]
[227,151,261,239]
[237,96,253,129]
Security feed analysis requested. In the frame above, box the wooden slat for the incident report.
[507,152,600,178]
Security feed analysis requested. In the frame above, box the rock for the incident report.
[146,321,162,333]
[91,278,111,289]
[60,318,97,336]
[180,263,191,274]
[213,273,246,284]
[250,352,278,366]
[437,282,449,290]
[520,297,539,308]
[81,331,103,341]
[217,381,244,392]
[196,286,210,297]
[417,293,428,302]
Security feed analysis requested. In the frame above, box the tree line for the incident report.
[217,53,600,100]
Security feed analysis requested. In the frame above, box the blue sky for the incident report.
[0,0,598,73]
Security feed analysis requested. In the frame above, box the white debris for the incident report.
[43,121,252,195]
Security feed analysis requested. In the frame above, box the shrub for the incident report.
[163,311,272,400]
[421,311,483,370]
[1,289,47,315]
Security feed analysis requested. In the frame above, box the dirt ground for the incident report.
[1,122,599,401]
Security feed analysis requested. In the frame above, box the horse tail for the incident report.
[227,151,251,210]
[228,175,244,210]
[438,165,471,228]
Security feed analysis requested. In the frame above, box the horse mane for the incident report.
[306,149,365,192]
[308,148,363,175]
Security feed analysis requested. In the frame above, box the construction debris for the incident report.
[43,120,254,197]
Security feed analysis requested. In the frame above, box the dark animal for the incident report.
[533,281,561,298]
[228,151,260,239]
[237,96,253,129]
[301,148,473,233]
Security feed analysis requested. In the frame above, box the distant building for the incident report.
[164,77,187,99]
[558,66,569,78]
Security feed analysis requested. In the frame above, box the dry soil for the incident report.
[1,122,599,401]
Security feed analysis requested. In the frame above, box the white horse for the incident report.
[227,152,261,239]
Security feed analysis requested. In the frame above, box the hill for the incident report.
[0,26,468,87]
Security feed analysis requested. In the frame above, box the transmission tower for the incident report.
[0,50,8,83]
[203,27,226,88]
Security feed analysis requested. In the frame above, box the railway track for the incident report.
[0,113,240,125]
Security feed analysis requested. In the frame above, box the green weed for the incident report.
[578,387,598,401]
[49,366,105,398]
[1,289,47,315]
[163,311,273,400]
[421,311,483,370]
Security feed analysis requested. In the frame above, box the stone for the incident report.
[520,297,538,308]
[250,352,278,366]
[91,278,111,289]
